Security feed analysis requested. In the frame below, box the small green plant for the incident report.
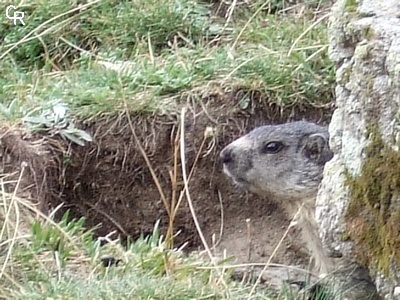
[23,100,92,146]
[0,99,24,120]
[30,210,95,264]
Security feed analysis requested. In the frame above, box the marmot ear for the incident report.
[301,133,333,165]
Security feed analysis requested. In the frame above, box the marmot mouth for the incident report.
[223,165,249,187]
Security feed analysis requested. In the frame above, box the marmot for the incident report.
[220,121,380,299]
[220,121,334,274]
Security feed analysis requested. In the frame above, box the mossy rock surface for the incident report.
[346,123,400,275]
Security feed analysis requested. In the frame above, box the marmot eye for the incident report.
[262,141,283,154]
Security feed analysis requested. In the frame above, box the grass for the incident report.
[0,0,336,298]
[0,0,334,122]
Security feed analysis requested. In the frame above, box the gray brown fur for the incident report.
[220,121,334,274]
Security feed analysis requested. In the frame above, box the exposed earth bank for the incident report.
[1,91,333,285]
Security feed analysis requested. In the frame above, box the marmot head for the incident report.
[220,121,333,201]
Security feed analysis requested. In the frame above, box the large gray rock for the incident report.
[316,0,400,298]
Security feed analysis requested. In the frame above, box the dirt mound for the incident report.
[0,90,333,268]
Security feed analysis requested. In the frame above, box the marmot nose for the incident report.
[220,147,233,164]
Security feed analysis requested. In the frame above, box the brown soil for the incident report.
[0,89,333,274]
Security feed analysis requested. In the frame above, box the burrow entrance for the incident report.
[0,92,332,269]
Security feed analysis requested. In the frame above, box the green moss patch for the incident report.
[345,124,400,274]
